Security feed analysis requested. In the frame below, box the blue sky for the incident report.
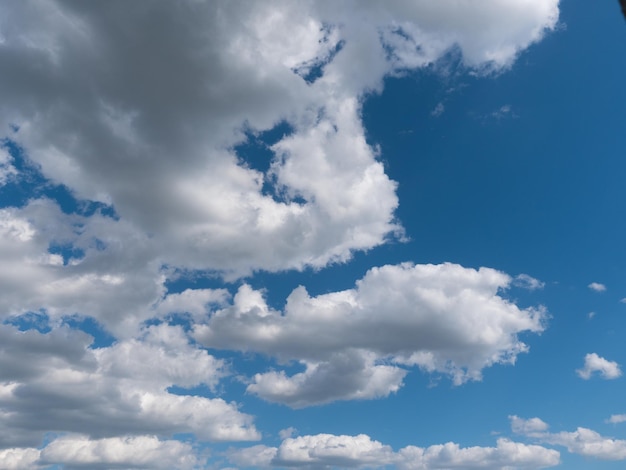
[1,0,626,469]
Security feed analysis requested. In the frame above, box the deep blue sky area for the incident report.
[2,1,626,469]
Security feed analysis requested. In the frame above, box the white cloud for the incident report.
[576,353,622,380]
[0,448,40,470]
[279,427,298,440]
[588,282,607,292]
[513,273,545,290]
[510,415,550,436]
[0,323,259,449]
[607,414,626,424]
[228,433,560,469]
[513,417,626,461]
[0,0,559,283]
[194,262,546,406]
[39,435,201,470]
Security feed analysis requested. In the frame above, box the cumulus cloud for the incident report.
[0,323,259,449]
[194,262,546,406]
[588,282,607,292]
[576,353,622,380]
[607,414,626,424]
[0,0,559,283]
[228,433,560,469]
[510,415,550,436]
[513,417,626,461]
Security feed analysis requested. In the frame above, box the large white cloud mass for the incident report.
[228,433,560,469]
[0,0,559,282]
[194,262,546,406]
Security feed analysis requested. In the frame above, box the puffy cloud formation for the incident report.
[194,262,546,406]
[512,416,626,461]
[0,323,259,450]
[576,353,622,380]
[588,282,607,292]
[228,433,560,469]
[0,0,559,283]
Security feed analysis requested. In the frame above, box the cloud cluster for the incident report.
[1,435,202,470]
[0,323,259,451]
[194,262,546,406]
[228,432,560,469]
[512,416,626,461]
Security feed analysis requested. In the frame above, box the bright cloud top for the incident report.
[0,0,559,282]
[576,353,622,380]
[588,282,607,292]
[194,262,546,406]
[228,432,560,469]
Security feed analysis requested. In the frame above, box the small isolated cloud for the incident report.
[588,311,596,319]
[588,282,607,292]
[513,274,545,290]
[576,353,622,380]
[607,415,626,424]
[431,102,445,117]
[620,298,626,304]
[194,262,547,406]
[510,415,549,436]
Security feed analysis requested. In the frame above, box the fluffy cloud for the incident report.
[607,414,626,424]
[194,262,546,406]
[0,323,259,449]
[0,0,559,283]
[0,200,165,336]
[512,417,626,461]
[510,415,550,436]
[576,353,622,380]
[0,435,204,470]
[228,433,560,469]
[0,448,40,470]
[588,282,607,292]
[39,435,201,470]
